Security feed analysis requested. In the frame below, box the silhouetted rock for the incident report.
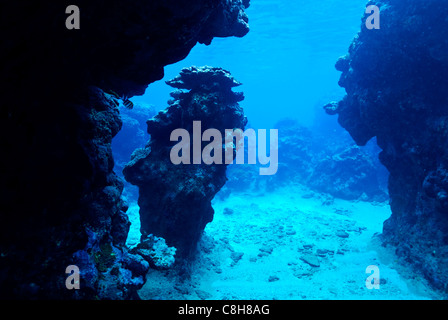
[124,66,247,258]
[0,1,250,299]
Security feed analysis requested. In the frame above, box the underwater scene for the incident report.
[1,0,448,305]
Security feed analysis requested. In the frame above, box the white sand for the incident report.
[137,184,440,300]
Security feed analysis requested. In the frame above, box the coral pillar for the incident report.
[124,66,247,257]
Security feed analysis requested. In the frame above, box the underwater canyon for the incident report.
[1,0,448,300]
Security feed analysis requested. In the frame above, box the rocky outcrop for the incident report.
[123,66,247,258]
[0,1,249,299]
[326,1,448,292]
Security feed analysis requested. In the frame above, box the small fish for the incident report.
[123,99,134,109]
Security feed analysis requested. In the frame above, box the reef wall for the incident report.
[220,119,388,202]
[123,66,247,258]
[326,0,448,292]
[276,119,388,201]
[0,1,249,299]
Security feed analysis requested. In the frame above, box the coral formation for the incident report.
[308,145,388,201]
[123,66,247,258]
[132,235,177,270]
[326,0,448,292]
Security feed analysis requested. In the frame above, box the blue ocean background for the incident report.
[112,0,440,299]
[132,0,364,129]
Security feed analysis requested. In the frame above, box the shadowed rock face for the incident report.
[1,1,250,98]
[0,1,249,299]
[326,1,448,292]
[124,66,247,258]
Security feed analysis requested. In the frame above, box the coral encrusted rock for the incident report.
[124,66,247,258]
[326,0,448,292]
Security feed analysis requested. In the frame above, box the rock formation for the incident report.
[326,0,448,292]
[0,1,249,299]
[222,118,388,201]
[123,66,247,258]
[308,145,388,201]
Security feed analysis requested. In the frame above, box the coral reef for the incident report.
[222,118,388,202]
[326,0,448,291]
[123,66,247,258]
[308,145,388,201]
[0,1,250,299]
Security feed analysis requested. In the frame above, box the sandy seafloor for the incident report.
[127,183,440,300]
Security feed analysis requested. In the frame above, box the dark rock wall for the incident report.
[0,1,249,299]
[123,66,247,258]
[327,0,448,292]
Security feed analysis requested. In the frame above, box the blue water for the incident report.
[132,0,365,129]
